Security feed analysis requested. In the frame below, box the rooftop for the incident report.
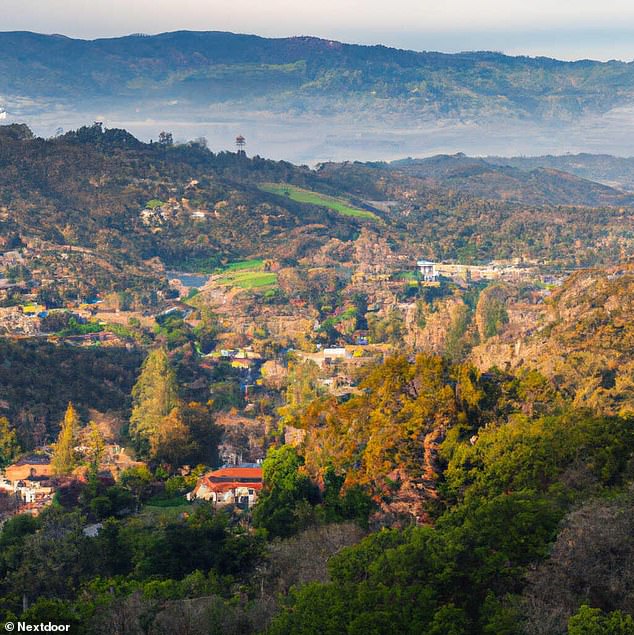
[207,466,263,481]
[13,454,51,466]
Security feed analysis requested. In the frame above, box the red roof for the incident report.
[207,467,262,480]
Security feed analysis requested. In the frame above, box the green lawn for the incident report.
[217,269,278,289]
[393,270,418,281]
[220,258,265,272]
[259,183,379,220]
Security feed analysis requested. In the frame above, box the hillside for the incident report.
[2,122,634,311]
[470,264,634,415]
[390,153,634,206]
[314,159,634,266]
[486,153,634,191]
[0,123,368,303]
[2,30,634,121]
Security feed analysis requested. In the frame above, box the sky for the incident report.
[2,0,634,60]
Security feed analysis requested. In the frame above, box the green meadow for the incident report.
[220,258,265,272]
[259,183,379,220]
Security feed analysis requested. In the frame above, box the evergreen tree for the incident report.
[129,348,179,458]
[151,407,194,466]
[85,422,105,476]
[0,417,20,468]
[52,403,79,475]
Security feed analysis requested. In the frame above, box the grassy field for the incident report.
[221,258,265,272]
[217,267,277,290]
[214,258,277,289]
[259,183,379,220]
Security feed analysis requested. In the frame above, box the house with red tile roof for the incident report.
[188,466,263,509]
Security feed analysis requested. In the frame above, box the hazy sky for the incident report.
[3,0,634,60]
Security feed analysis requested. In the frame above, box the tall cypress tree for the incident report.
[129,347,179,458]
[86,421,105,476]
[52,403,79,475]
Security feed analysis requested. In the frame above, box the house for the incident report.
[4,454,53,481]
[188,466,263,509]
[416,260,439,282]
[15,479,54,504]
[99,445,146,481]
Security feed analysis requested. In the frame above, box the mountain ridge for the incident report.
[2,29,634,120]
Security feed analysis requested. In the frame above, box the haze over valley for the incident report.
[7,31,634,163]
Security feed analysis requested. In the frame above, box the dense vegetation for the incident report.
[266,357,634,634]
[1,349,634,633]
[0,339,141,448]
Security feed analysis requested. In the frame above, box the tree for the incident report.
[51,403,79,476]
[119,465,153,511]
[194,307,219,354]
[7,509,90,604]
[85,422,105,476]
[522,493,634,634]
[180,401,221,467]
[129,348,179,458]
[253,446,320,538]
[475,285,509,341]
[151,407,195,466]
[0,417,20,468]
[278,360,324,428]
[568,605,634,635]
[158,131,174,147]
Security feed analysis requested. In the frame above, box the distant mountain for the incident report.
[485,153,634,191]
[389,154,634,206]
[2,30,634,120]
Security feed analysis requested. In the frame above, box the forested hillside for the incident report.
[470,264,634,415]
[3,31,634,121]
[2,122,634,634]
[2,122,634,299]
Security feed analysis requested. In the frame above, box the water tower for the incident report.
[235,135,246,156]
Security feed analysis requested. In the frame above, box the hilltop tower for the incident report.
[236,135,246,156]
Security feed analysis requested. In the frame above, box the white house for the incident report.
[188,466,263,509]
[416,260,439,282]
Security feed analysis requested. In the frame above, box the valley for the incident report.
[1,119,634,633]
